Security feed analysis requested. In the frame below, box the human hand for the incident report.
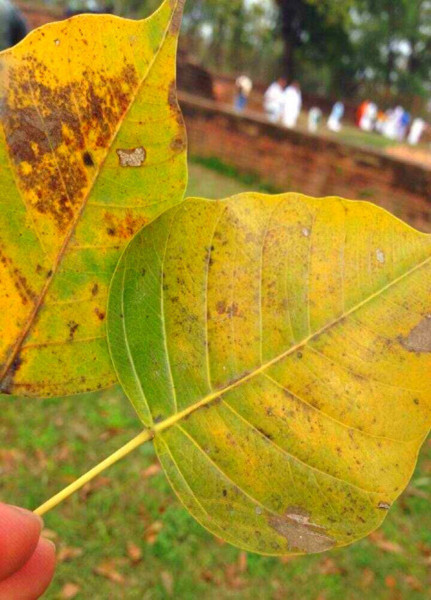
[0,503,56,599]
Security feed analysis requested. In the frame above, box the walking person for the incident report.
[263,77,287,123]
[281,81,302,129]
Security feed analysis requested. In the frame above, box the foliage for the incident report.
[1,0,430,565]
[0,0,187,397]
[108,192,431,555]
[351,0,431,98]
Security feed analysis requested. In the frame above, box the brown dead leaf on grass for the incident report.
[57,546,83,563]
[0,448,24,474]
[404,575,423,592]
[127,542,142,564]
[384,575,397,589]
[79,476,111,500]
[42,528,58,541]
[317,557,345,575]
[238,551,247,573]
[369,531,404,554]
[224,563,246,590]
[144,521,163,545]
[360,568,375,589]
[94,561,125,585]
[99,427,124,441]
[141,463,162,479]
[60,583,81,599]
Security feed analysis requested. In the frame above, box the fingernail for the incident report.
[10,505,44,528]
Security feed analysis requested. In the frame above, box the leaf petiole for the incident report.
[34,429,154,517]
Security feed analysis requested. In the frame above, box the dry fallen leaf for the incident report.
[127,542,143,564]
[79,476,111,500]
[404,575,423,592]
[224,564,246,590]
[0,448,24,474]
[369,532,404,554]
[141,463,162,479]
[60,583,81,599]
[144,521,163,545]
[385,575,397,589]
[42,528,58,541]
[57,546,83,563]
[317,557,345,575]
[361,568,375,589]
[94,561,125,585]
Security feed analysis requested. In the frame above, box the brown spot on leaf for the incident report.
[68,320,79,340]
[103,212,148,239]
[268,507,335,553]
[0,245,37,306]
[2,60,138,231]
[83,151,94,167]
[170,135,186,154]
[400,316,431,353]
[95,308,105,321]
[116,146,146,167]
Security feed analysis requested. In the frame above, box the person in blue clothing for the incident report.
[0,0,28,51]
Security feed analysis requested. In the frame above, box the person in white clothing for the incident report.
[327,101,345,132]
[408,118,426,146]
[263,77,287,123]
[281,81,302,129]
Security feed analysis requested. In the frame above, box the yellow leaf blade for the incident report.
[108,193,431,554]
[0,0,187,397]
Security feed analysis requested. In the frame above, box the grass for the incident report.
[1,163,430,599]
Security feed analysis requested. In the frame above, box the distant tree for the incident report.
[275,0,354,85]
[352,0,431,97]
[275,0,354,81]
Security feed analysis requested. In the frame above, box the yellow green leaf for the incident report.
[0,0,187,397]
[108,193,431,555]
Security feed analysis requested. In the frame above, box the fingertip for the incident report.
[0,537,56,600]
[0,503,43,581]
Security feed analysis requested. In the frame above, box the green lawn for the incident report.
[1,163,430,600]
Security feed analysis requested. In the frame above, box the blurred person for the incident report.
[359,101,377,131]
[234,75,253,113]
[281,81,302,129]
[356,100,369,127]
[327,101,344,132]
[0,0,28,51]
[399,109,411,141]
[308,107,322,133]
[375,110,387,134]
[408,118,426,146]
[383,106,404,140]
[263,77,287,123]
[0,502,56,598]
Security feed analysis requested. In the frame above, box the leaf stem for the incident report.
[34,429,154,517]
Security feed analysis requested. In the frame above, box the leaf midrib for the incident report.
[151,251,431,439]
[0,1,181,388]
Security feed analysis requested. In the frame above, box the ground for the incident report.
[0,163,430,600]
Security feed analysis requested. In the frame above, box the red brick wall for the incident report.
[180,93,431,233]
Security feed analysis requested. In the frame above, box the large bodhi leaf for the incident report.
[0,0,187,397]
[108,194,431,555]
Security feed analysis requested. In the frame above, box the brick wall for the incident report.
[180,93,431,233]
